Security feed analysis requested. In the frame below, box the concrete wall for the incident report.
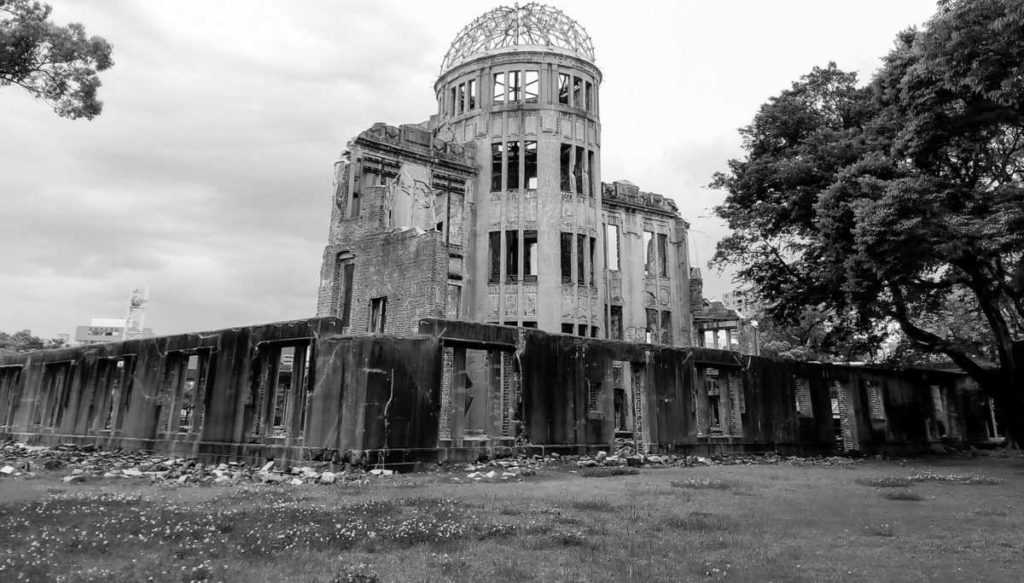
[0,318,990,467]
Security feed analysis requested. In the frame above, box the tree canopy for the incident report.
[0,329,65,353]
[0,0,113,119]
[712,0,1024,443]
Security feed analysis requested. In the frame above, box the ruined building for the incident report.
[315,3,692,346]
[0,4,1000,466]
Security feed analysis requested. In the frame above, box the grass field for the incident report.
[1,456,1021,582]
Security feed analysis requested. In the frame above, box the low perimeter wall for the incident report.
[0,318,996,467]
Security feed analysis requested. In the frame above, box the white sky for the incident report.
[0,0,941,339]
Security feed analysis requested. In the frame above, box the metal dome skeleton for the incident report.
[439,3,596,75]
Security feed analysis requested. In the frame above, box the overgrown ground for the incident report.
[1,456,1022,582]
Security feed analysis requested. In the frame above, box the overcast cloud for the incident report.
[1,0,940,339]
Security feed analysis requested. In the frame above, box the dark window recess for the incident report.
[560,144,572,192]
[645,308,659,343]
[336,257,354,327]
[350,191,360,219]
[661,311,672,344]
[577,324,588,337]
[576,234,586,285]
[589,237,596,285]
[657,233,669,277]
[524,141,537,189]
[524,70,538,103]
[574,145,584,194]
[709,395,722,428]
[457,83,465,114]
[522,321,537,328]
[447,283,461,319]
[558,73,570,104]
[491,142,503,192]
[508,70,521,102]
[489,231,501,283]
[506,141,520,190]
[610,305,623,340]
[369,297,387,333]
[450,86,456,116]
[505,230,519,282]
[560,233,573,283]
[588,150,596,197]
[493,72,505,104]
[467,79,477,109]
[573,76,582,106]
[561,323,574,334]
[585,81,593,112]
[591,326,599,338]
[524,230,538,280]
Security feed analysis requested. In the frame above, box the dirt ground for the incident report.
[1,455,1022,582]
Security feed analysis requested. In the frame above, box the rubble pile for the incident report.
[0,441,379,486]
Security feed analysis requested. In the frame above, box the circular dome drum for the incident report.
[440,3,596,74]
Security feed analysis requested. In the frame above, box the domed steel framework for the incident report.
[439,3,596,75]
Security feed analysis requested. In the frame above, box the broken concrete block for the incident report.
[319,471,337,484]
[595,451,608,461]
[62,474,87,483]
[369,468,394,476]
[288,477,304,486]
[122,468,143,477]
[0,465,14,476]
[260,461,275,473]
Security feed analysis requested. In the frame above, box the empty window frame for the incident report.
[561,323,574,334]
[524,70,539,102]
[38,362,72,428]
[794,377,813,418]
[585,81,593,112]
[660,311,672,344]
[508,71,522,102]
[609,305,623,340]
[643,230,655,276]
[587,150,596,196]
[491,142,503,191]
[524,230,538,280]
[558,73,570,104]
[560,233,573,283]
[866,380,886,420]
[489,231,501,283]
[573,76,583,107]
[645,309,659,343]
[577,323,588,337]
[576,234,586,285]
[506,141,520,190]
[250,343,312,438]
[457,83,466,114]
[369,297,387,333]
[446,283,462,319]
[493,72,506,104]
[505,230,519,282]
[333,253,354,327]
[574,146,585,195]
[589,237,597,285]
[657,233,669,277]
[524,141,537,189]
[467,79,477,109]
[450,86,456,116]
[605,224,620,271]
[560,144,572,192]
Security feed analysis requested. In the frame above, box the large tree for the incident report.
[0,0,112,119]
[712,0,1024,444]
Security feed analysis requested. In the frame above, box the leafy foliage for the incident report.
[0,329,65,353]
[712,0,1024,441]
[0,0,113,119]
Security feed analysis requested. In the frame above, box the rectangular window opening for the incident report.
[660,311,672,345]
[559,144,571,192]
[605,224,620,271]
[493,72,505,104]
[524,230,538,280]
[589,237,596,286]
[491,142,503,192]
[524,141,537,189]
[467,79,477,109]
[558,73,570,104]
[489,231,501,284]
[508,70,522,102]
[610,305,623,340]
[574,146,584,195]
[643,230,654,276]
[585,81,593,112]
[561,323,574,334]
[657,233,668,277]
[369,297,387,333]
[587,150,596,197]
[506,141,520,190]
[560,233,573,283]
[457,83,465,114]
[573,76,582,107]
[505,230,519,282]
[576,233,586,285]
[524,70,538,103]
[645,308,659,343]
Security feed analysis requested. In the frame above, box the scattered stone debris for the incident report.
[0,441,387,486]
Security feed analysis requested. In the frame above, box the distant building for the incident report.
[722,287,762,318]
[73,318,154,346]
